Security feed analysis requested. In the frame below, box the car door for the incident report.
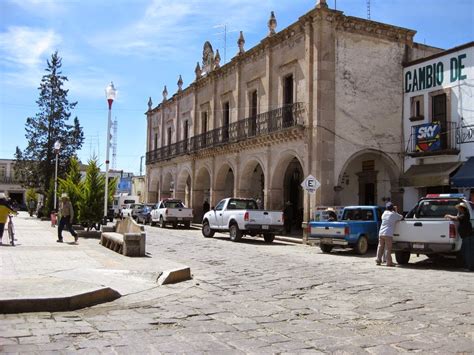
[210,200,226,229]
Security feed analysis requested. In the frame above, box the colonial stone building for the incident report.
[145,0,439,228]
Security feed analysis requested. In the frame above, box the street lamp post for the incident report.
[53,141,61,210]
[104,82,117,224]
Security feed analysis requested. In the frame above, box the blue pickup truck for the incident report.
[307,206,384,254]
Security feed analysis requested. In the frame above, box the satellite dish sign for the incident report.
[301,175,320,194]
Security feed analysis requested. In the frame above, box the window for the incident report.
[215,200,226,211]
[0,165,6,180]
[249,90,257,136]
[183,120,189,141]
[432,93,447,149]
[202,111,208,146]
[167,127,172,145]
[154,133,158,150]
[223,102,230,141]
[283,74,294,127]
[410,95,424,121]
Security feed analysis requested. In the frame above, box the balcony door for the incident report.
[183,120,189,151]
[249,90,257,136]
[223,102,230,142]
[283,74,294,127]
[202,111,208,147]
[432,93,447,149]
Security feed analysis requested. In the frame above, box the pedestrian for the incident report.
[57,193,78,243]
[326,207,338,222]
[0,192,17,245]
[445,202,474,271]
[203,200,210,215]
[283,201,293,234]
[376,202,403,267]
[28,199,36,217]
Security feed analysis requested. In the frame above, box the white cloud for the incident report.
[89,0,275,58]
[0,26,61,87]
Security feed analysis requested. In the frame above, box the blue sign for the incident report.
[415,122,441,152]
[118,178,132,193]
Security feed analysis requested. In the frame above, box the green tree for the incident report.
[58,156,82,224]
[78,157,117,230]
[14,51,84,195]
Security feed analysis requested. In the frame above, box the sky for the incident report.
[1,0,473,175]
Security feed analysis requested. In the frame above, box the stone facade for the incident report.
[0,159,26,205]
[145,2,440,227]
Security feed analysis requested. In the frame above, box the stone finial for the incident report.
[316,0,328,9]
[268,11,277,36]
[177,75,183,92]
[147,97,153,110]
[214,49,221,68]
[195,62,202,80]
[237,31,245,55]
[162,85,168,101]
[202,41,214,73]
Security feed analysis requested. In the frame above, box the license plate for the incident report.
[413,243,424,249]
[322,238,332,244]
[178,217,183,220]
[262,225,269,230]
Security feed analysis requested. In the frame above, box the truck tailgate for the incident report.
[168,208,193,218]
[249,211,283,225]
[309,223,346,238]
[393,220,452,244]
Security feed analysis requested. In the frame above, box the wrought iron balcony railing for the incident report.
[406,121,460,157]
[147,102,305,164]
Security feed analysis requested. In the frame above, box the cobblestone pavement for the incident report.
[1,221,473,354]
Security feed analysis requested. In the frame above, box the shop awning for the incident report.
[451,157,474,188]
[400,162,462,187]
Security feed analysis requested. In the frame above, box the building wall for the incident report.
[145,4,439,226]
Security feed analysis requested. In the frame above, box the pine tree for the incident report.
[79,158,104,230]
[14,51,84,195]
[59,156,82,224]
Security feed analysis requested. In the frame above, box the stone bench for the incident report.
[101,217,146,257]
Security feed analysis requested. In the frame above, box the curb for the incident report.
[157,267,192,285]
[0,287,121,314]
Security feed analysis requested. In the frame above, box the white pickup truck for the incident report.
[393,194,474,265]
[150,199,193,228]
[201,197,284,243]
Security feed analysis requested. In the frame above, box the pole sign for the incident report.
[301,175,320,194]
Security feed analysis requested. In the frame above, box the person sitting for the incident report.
[326,208,338,222]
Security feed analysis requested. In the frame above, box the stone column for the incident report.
[311,8,337,207]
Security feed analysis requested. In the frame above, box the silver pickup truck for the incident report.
[393,194,474,265]
[202,198,284,243]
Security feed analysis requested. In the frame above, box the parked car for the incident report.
[307,206,383,254]
[150,199,193,228]
[136,204,155,225]
[202,197,284,243]
[131,203,144,220]
[120,203,142,219]
[393,194,474,265]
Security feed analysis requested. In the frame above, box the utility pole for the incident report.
[139,155,145,176]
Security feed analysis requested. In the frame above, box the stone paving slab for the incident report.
[0,213,191,313]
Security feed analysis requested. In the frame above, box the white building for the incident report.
[401,42,474,209]
[0,159,26,206]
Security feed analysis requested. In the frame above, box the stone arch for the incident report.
[193,166,211,222]
[148,169,160,203]
[214,163,235,203]
[176,167,192,207]
[270,151,304,231]
[336,149,401,207]
[240,158,265,203]
[162,171,174,199]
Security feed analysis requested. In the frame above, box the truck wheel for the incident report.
[263,233,274,243]
[355,236,368,255]
[172,222,178,229]
[184,221,190,229]
[202,221,215,238]
[150,220,156,226]
[320,244,333,253]
[395,251,410,265]
[229,224,242,242]
[160,216,166,228]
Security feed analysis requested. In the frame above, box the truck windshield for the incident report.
[414,199,459,218]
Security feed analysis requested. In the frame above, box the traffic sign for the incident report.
[301,174,320,194]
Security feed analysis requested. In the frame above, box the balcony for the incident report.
[147,102,305,164]
[0,176,21,184]
[406,121,460,157]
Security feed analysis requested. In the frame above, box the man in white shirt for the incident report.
[376,202,403,267]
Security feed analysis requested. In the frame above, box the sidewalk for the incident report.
[0,212,190,314]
